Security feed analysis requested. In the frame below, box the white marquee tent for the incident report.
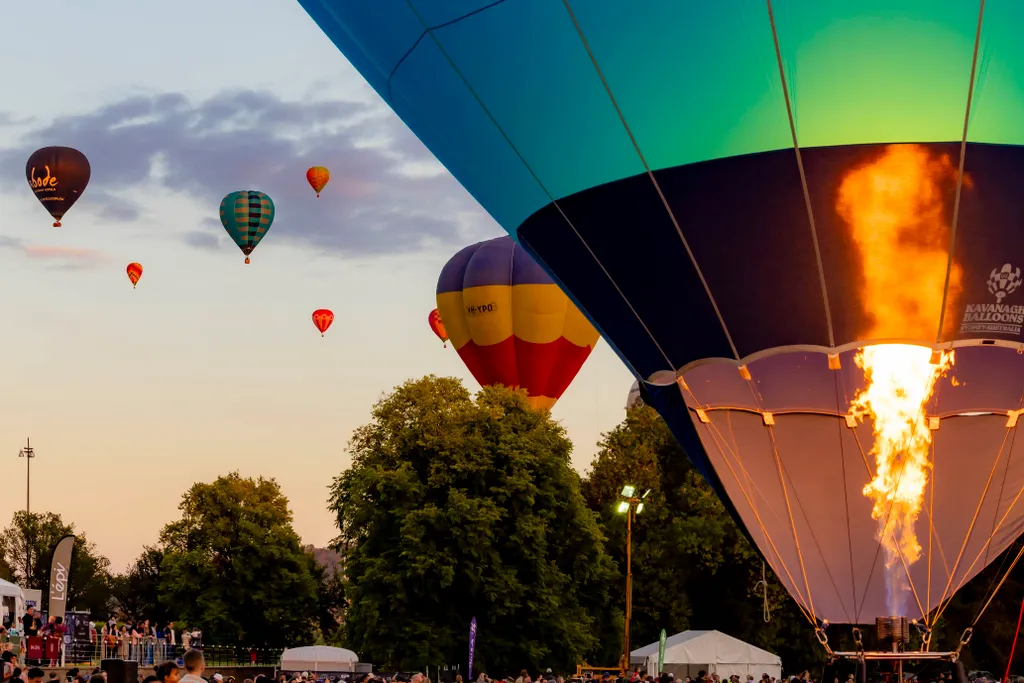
[280,646,359,673]
[0,579,25,626]
[631,630,781,681]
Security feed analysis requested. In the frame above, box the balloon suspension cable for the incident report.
[754,562,771,623]
[910,620,933,653]
[815,620,833,657]
[953,627,973,661]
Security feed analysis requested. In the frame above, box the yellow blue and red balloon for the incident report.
[126,262,143,289]
[312,309,334,337]
[436,236,599,410]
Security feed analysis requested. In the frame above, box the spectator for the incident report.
[27,669,44,683]
[154,661,180,683]
[179,650,206,683]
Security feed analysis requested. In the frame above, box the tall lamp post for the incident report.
[617,485,650,675]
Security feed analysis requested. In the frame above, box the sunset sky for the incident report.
[0,0,634,572]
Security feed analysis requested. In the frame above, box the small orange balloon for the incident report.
[312,309,334,337]
[126,262,143,288]
[428,308,448,347]
[306,166,330,197]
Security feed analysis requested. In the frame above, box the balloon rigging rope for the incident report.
[560,0,741,362]
[832,370,861,623]
[936,0,986,344]
[399,0,678,378]
[931,398,1024,627]
[765,0,835,349]
[929,420,1013,626]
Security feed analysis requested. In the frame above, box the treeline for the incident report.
[6,374,1020,671]
[0,474,339,647]
[328,376,1024,676]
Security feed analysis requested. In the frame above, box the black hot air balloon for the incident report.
[25,147,91,227]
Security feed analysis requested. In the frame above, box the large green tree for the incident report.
[331,376,617,673]
[582,405,820,669]
[158,473,320,646]
[0,511,113,617]
[112,546,167,622]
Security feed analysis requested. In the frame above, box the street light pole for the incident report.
[18,438,34,514]
[617,485,650,676]
[624,503,633,674]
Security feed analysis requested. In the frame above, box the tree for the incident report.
[157,472,320,646]
[331,376,617,673]
[0,511,113,616]
[112,546,166,622]
[582,405,820,669]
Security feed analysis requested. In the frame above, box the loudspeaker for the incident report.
[101,659,139,683]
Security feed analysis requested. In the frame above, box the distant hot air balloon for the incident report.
[219,191,275,264]
[25,147,90,227]
[436,236,599,410]
[312,309,334,337]
[126,262,143,289]
[306,166,330,197]
[428,308,448,347]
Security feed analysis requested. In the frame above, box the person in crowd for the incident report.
[155,661,180,683]
[20,609,36,638]
[179,649,206,683]
[26,668,44,683]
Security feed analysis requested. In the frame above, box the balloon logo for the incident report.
[428,308,448,347]
[306,166,330,197]
[219,191,275,264]
[25,147,90,227]
[312,309,334,337]
[436,236,599,411]
[126,262,143,289]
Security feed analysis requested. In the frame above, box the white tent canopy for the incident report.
[280,646,359,673]
[631,630,781,681]
[0,579,25,626]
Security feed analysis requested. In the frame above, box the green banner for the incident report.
[658,628,667,673]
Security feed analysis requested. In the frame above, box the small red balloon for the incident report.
[428,308,448,347]
[312,309,334,337]
[126,262,143,288]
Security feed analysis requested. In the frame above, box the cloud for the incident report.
[0,235,108,269]
[0,90,500,257]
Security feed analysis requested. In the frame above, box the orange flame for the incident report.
[838,144,963,616]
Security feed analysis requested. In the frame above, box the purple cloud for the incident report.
[0,90,497,257]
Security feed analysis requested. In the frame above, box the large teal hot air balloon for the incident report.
[298,0,1024,652]
[219,190,275,264]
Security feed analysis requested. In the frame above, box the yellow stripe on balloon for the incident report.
[563,301,601,348]
[436,291,473,350]
[511,284,568,345]
[528,395,558,411]
[461,284,513,347]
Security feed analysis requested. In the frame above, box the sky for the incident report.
[0,0,634,572]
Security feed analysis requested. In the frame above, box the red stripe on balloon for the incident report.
[455,336,593,402]
[455,337,519,391]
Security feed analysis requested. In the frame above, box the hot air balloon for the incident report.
[428,308,448,347]
[25,147,90,227]
[219,191,275,264]
[300,0,1024,656]
[312,309,334,336]
[437,236,599,410]
[126,262,143,288]
[626,380,643,412]
[306,166,330,197]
